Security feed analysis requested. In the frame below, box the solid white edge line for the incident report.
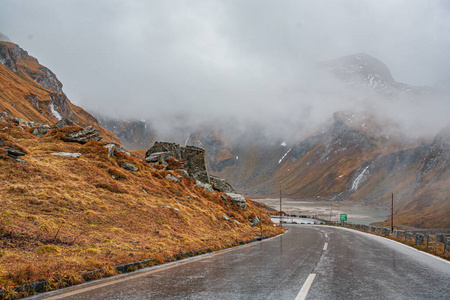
[295,273,316,300]
[311,225,450,266]
[323,242,328,251]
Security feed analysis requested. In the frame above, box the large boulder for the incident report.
[144,142,210,184]
[54,118,75,128]
[210,175,235,193]
[61,126,102,144]
[121,161,139,172]
[226,193,247,209]
[181,146,210,184]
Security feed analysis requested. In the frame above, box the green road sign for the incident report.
[340,214,347,221]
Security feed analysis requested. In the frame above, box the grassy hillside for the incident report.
[0,120,281,298]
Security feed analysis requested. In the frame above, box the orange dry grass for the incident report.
[0,122,282,297]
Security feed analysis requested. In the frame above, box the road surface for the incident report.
[27,225,450,299]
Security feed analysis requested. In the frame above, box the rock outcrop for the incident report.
[145,142,210,184]
[61,126,102,144]
[226,193,247,209]
[210,175,235,193]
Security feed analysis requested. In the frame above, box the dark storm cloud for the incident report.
[0,0,449,139]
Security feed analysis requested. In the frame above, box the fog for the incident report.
[0,0,449,141]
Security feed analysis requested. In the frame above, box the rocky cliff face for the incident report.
[0,40,119,143]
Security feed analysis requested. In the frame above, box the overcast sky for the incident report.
[0,0,449,138]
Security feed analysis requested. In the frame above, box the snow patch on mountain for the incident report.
[49,103,62,120]
[351,165,370,191]
[279,148,292,164]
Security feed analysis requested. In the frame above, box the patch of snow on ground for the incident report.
[49,103,62,120]
[281,141,287,147]
[236,156,238,160]
[278,148,292,164]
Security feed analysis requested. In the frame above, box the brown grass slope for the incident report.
[0,118,280,297]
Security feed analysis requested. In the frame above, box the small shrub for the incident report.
[36,245,60,255]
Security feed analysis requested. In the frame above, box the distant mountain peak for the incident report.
[320,53,397,91]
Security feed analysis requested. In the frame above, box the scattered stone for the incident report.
[61,125,102,144]
[415,233,424,246]
[33,126,49,137]
[220,195,228,202]
[234,220,241,225]
[186,196,192,199]
[210,175,236,193]
[104,144,116,157]
[162,205,181,213]
[4,147,26,156]
[249,216,260,227]
[0,139,4,146]
[226,193,247,209]
[427,235,437,248]
[143,188,149,194]
[166,173,180,183]
[175,169,190,178]
[54,118,74,128]
[10,156,27,163]
[51,152,82,158]
[120,161,139,172]
[196,180,214,193]
[17,125,24,130]
[0,116,5,123]
[223,214,232,222]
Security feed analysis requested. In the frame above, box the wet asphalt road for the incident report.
[28,225,450,300]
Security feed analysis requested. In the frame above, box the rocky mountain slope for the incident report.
[0,40,118,143]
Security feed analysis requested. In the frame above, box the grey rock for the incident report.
[5,147,26,156]
[162,205,181,213]
[220,195,228,202]
[249,216,260,227]
[0,116,5,123]
[175,169,190,178]
[54,118,75,128]
[0,139,4,146]
[196,180,214,193]
[17,125,24,131]
[104,144,116,157]
[33,126,49,137]
[61,125,102,144]
[145,151,172,163]
[121,161,139,172]
[51,152,82,158]
[226,193,247,209]
[234,220,241,225]
[181,145,210,184]
[210,175,236,193]
[166,173,180,183]
[116,145,131,156]
[10,156,27,163]
[223,214,232,222]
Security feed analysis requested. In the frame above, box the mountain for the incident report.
[96,53,450,229]
[0,40,118,143]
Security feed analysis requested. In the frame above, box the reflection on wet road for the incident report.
[28,225,450,299]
